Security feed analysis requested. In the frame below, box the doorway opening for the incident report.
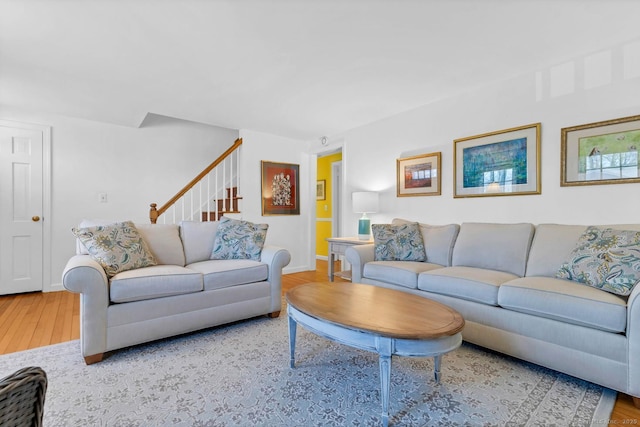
[314,148,343,262]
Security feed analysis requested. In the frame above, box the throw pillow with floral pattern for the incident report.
[556,226,640,296]
[372,222,426,262]
[72,221,157,277]
[210,216,268,261]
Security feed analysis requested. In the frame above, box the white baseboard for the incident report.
[283,265,311,275]
[44,283,64,293]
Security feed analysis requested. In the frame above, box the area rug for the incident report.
[0,313,615,426]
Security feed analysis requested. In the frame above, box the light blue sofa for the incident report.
[346,219,640,403]
[63,220,291,364]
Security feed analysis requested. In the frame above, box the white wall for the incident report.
[333,39,640,234]
[238,129,312,274]
[0,107,238,291]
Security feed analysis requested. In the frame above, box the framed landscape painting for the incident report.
[397,152,441,197]
[454,123,541,198]
[261,161,300,215]
[561,114,640,186]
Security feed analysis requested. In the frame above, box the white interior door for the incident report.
[0,124,44,294]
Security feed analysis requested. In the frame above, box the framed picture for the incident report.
[454,123,541,198]
[316,180,326,200]
[397,152,441,197]
[261,161,300,215]
[561,114,640,186]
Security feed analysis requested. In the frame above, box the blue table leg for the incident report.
[434,354,442,384]
[377,337,393,427]
[288,314,297,368]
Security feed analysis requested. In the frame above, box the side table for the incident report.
[326,237,374,281]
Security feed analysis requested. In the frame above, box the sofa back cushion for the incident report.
[526,224,640,278]
[452,222,534,276]
[392,219,459,266]
[180,221,219,265]
[136,224,185,266]
[525,224,587,277]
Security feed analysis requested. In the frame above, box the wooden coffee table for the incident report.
[286,282,465,427]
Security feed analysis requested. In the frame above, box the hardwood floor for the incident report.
[0,260,637,422]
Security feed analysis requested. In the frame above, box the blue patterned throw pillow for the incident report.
[210,216,268,261]
[556,226,640,296]
[72,220,157,277]
[372,222,426,262]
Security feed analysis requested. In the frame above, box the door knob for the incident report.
[32,216,40,222]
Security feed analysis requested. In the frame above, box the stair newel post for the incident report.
[149,203,158,224]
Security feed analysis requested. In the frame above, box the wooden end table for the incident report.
[326,237,373,281]
[286,282,465,427]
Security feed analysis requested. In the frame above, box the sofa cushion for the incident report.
[186,259,268,291]
[136,224,186,266]
[180,221,219,265]
[525,224,587,277]
[210,217,268,261]
[499,276,627,333]
[372,222,426,261]
[556,226,640,296]
[392,219,459,266]
[418,266,519,305]
[452,222,534,276]
[109,265,203,303]
[72,220,157,277]
[363,261,444,289]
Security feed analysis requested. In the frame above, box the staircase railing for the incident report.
[149,138,242,224]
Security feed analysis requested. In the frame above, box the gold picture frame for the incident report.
[454,123,541,198]
[396,152,441,197]
[561,114,640,186]
[316,180,326,200]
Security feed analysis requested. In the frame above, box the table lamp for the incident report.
[352,191,379,240]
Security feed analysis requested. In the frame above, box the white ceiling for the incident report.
[2,0,640,140]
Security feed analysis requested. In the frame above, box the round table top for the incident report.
[286,282,464,340]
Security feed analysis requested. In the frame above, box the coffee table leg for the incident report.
[288,315,297,368]
[377,337,393,427]
[434,355,442,384]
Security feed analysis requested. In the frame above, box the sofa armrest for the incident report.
[62,255,109,358]
[260,246,291,313]
[627,283,640,397]
[345,244,374,283]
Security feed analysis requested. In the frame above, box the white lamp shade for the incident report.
[352,191,379,214]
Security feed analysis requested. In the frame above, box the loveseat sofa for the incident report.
[63,219,291,364]
[346,219,640,403]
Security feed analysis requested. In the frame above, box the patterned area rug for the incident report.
[0,313,615,426]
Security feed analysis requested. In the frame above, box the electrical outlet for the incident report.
[98,193,108,203]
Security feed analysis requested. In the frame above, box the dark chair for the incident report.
[0,367,47,427]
